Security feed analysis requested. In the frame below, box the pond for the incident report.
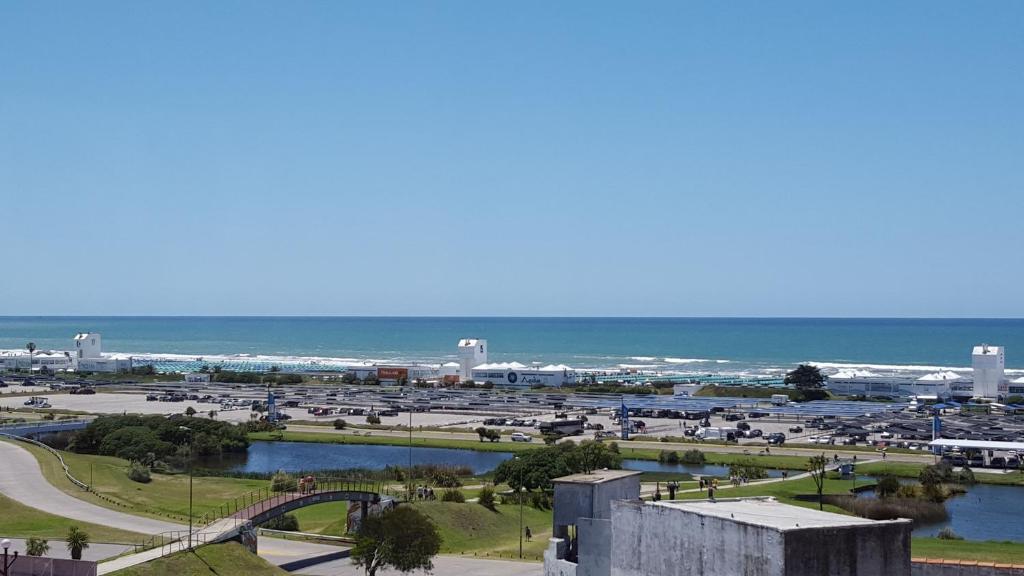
[203,441,795,479]
[858,481,1024,542]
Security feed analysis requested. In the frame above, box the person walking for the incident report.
[525,526,532,542]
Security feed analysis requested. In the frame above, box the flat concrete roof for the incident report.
[930,438,1024,451]
[553,469,642,484]
[654,498,907,531]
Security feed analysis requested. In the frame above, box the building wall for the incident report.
[77,358,131,373]
[471,368,576,388]
[972,346,1005,398]
[458,339,487,381]
[783,523,911,576]
[610,500,785,576]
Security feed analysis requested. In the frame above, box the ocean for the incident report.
[1,317,1022,376]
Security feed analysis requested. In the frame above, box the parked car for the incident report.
[788,426,803,433]
[745,429,763,439]
[510,432,532,442]
[766,433,786,445]
[724,413,746,422]
[736,421,751,431]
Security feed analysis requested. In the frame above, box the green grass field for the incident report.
[911,538,1024,563]
[109,542,288,576]
[290,500,552,560]
[0,492,143,543]
[14,441,266,524]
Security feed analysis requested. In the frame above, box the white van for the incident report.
[510,432,532,442]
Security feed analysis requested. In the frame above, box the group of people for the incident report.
[297,475,317,494]
[414,485,436,500]
[699,477,720,500]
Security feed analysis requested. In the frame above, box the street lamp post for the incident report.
[515,456,523,559]
[1,539,18,576]
[179,426,194,550]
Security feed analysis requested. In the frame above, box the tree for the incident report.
[333,419,347,430]
[26,342,36,372]
[785,364,826,390]
[185,406,197,417]
[366,414,381,425]
[351,506,441,576]
[875,475,900,498]
[807,454,828,510]
[26,536,49,557]
[66,526,90,560]
[208,410,218,420]
[474,427,488,442]
[785,364,828,401]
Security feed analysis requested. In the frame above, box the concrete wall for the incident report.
[610,500,785,576]
[783,522,911,576]
[554,476,641,527]
[578,517,612,576]
[11,557,97,576]
[913,561,1024,576]
[544,538,578,576]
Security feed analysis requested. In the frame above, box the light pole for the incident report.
[408,407,413,501]
[179,426,194,550]
[1,539,18,576]
[515,456,523,559]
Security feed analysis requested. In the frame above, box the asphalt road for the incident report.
[0,440,184,535]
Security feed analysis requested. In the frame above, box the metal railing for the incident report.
[0,432,91,490]
[133,475,392,557]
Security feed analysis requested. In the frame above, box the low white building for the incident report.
[471,362,576,388]
[1,350,74,372]
[78,357,132,372]
[826,369,958,399]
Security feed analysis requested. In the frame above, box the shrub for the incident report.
[658,450,680,464]
[366,414,381,425]
[430,471,463,488]
[728,459,767,480]
[127,462,152,484]
[478,486,496,510]
[530,491,552,510]
[263,514,300,531]
[680,449,705,464]
[440,489,465,503]
[270,470,298,493]
[333,419,347,430]
[875,475,900,498]
[25,537,49,557]
[937,527,963,540]
[825,495,948,524]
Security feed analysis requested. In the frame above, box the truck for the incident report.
[539,419,584,436]
[695,426,739,441]
[771,394,789,406]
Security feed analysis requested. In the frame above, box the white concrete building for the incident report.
[457,338,487,382]
[1,350,73,372]
[972,344,1006,399]
[73,333,102,361]
[471,362,576,388]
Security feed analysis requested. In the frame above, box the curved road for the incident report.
[0,440,184,535]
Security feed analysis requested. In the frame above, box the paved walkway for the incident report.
[0,440,183,535]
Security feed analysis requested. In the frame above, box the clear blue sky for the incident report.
[2,2,1022,317]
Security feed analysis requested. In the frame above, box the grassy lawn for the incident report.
[858,461,1024,486]
[109,542,288,576]
[912,538,1024,563]
[0,492,143,543]
[14,441,266,524]
[290,501,552,561]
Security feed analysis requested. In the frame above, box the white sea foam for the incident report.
[662,357,730,364]
[630,356,657,362]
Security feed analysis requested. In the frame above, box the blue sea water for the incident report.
[0,317,1022,373]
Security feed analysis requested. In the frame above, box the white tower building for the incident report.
[457,338,487,382]
[73,333,102,360]
[972,344,1005,399]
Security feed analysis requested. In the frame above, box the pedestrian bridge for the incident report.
[0,418,92,437]
[99,477,394,574]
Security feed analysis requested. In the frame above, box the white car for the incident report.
[510,432,532,442]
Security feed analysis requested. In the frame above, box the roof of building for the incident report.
[654,498,905,531]
[553,470,642,485]
[973,344,1003,356]
[929,438,1024,451]
[74,333,96,340]
[473,362,526,370]
[918,371,962,381]
[458,338,484,347]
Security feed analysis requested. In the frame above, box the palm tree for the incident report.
[26,342,36,373]
[66,526,90,560]
[26,536,49,557]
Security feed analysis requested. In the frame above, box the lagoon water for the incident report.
[215,441,791,479]
[2,317,1023,375]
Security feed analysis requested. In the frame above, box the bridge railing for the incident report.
[134,475,393,557]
